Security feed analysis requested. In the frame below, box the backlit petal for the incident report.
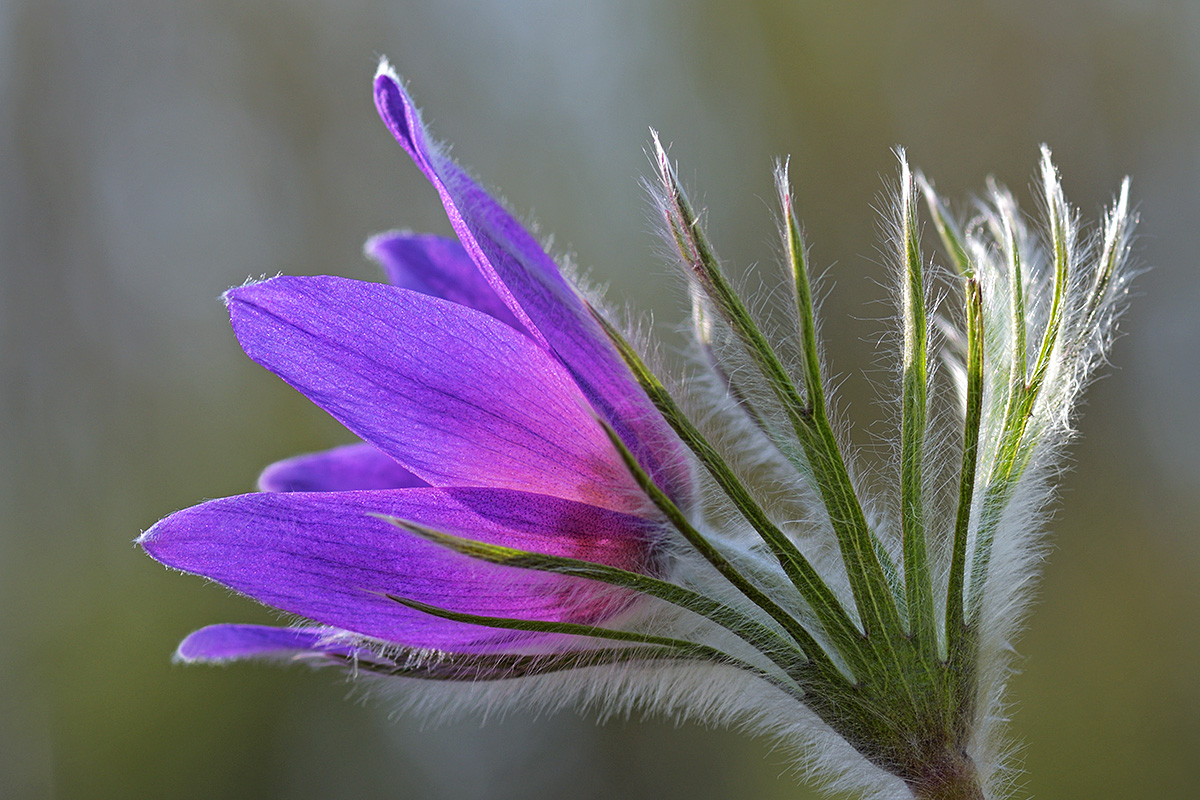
[175,624,373,663]
[227,276,637,511]
[374,66,691,506]
[141,488,658,651]
[258,442,427,493]
[365,231,524,331]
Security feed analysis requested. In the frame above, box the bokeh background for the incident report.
[3,0,1198,798]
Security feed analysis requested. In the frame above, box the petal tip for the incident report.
[373,62,408,111]
[172,625,247,664]
[172,624,371,666]
[255,463,285,493]
[374,56,400,85]
[135,519,161,553]
[373,66,425,166]
[137,513,188,571]
[362,228,410,263]
[172,640,204,665]
[221,275,279,308]
[137,502,218,572]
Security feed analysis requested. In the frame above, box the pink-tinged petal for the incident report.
[140,488,659,651]
[175,624,373,663]
[365,232,524,331]
[258,442,427,493]
[227,276,636,511]
[374,65,692,507]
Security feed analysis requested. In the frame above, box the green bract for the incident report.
[394,145,1133,798]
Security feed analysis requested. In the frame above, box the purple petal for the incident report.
[365,232,523,331]
[227,275,636,511]
[175,624,616,681]
[141,488,659,650]
[175,624,372,663]
[374,65,692,507]
[258,442,427,493]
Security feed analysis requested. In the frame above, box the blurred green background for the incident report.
[3,0,1198,797]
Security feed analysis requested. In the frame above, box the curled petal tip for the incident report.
[374,68,426,170]
[374,56,399,83]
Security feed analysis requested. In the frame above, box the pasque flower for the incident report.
[142,59,1136,800]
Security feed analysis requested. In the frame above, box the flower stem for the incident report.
[904,753,985,800]
[909,778,984,800]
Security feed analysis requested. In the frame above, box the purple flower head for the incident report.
[141,59,1138,799]
[140,62,693,664]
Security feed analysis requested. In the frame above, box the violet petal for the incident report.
[141,488,658,650]
[374,66,692,506]
[365,232,524,331]
[227,276,635,511]
[175,624,371,663]
[258,442,427,493]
